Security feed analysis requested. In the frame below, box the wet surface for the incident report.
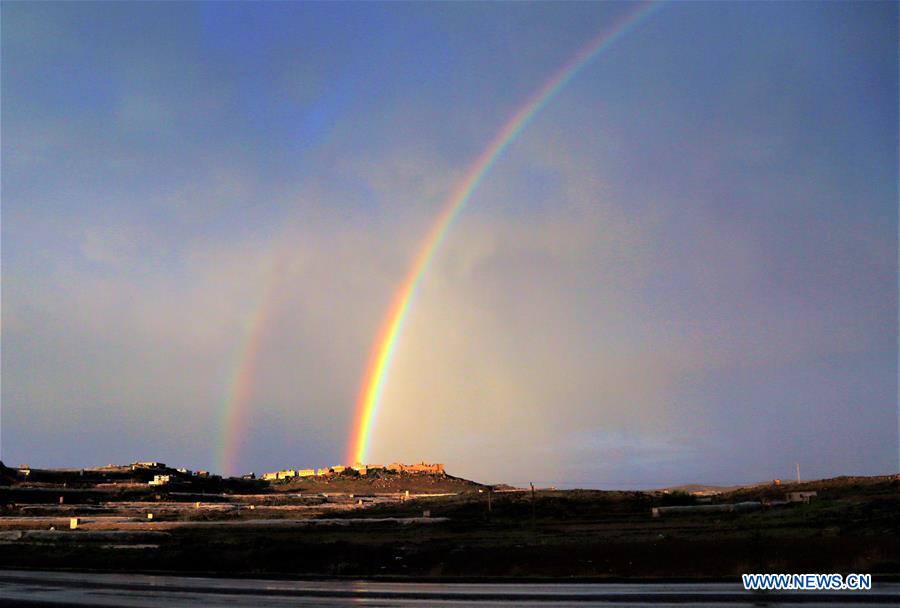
[0,570,897,607]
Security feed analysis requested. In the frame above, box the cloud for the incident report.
[3,122,895,484]
[358,128,896,485]
[3,2,894,483]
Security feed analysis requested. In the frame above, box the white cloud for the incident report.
[3,112,894,481]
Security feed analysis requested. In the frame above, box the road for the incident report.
[0,570,897,606]
[0,516,447,531]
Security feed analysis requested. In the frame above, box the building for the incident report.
[263,462,441,479]
[262,470,298,481]
[133,462,166,469]
[148,475,171,486]
[388,462,445,474]
[786,491,817,504]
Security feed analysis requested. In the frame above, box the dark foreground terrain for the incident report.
[1,463,897,580]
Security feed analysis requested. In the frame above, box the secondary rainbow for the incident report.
[217,251,287,476]
[347,1,663,464]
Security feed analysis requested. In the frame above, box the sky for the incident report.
[2,1,897,487]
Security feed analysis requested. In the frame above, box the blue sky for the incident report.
[2,1,896,486]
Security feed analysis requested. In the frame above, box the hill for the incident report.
[0,460,485,499]
[271,469,484,494]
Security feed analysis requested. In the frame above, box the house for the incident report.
[276,470,297,480]
[262,472,279,481]
[330,465,346,474]
[786,491,817,504]
[148,475,171,486]
[297,469,315,477]
[317,468,331,476]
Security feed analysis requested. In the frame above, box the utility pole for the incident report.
[796,463,801,484]
[530,482,536,530]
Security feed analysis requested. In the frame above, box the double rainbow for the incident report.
[346,1,662,465]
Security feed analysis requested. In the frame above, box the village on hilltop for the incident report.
[259,462,445,482]
[7,460,449,491]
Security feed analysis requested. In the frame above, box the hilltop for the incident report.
[273,469,483,494]
[0,460,484,499]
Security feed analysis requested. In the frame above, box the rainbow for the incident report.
[347,1,663,464]
[217,251,287,476]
